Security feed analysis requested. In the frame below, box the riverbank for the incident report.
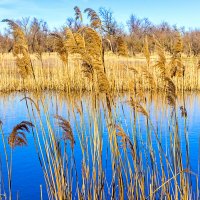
[0,53,199,92]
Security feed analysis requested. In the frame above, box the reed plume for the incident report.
[84,8,101,28]
[2,19,33,79]
[50,33,68,65]
[115,125,135,159]
[173,33,183,54]
[8,121,34,148]
[74,6,83,22]
[116,36,128,56]
[81,61,94,80]
[51,29,78,64]
[170,33,185,78]
[154,38,166,77]
[153,38,177,107]
[65,28,76,50]
[79,27,110,92]
[163,77,177,107]
[55,115,75,149]
[73,32,85,50]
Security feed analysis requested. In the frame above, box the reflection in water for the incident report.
[0,92,199,199]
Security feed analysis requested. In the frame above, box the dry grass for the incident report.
[0,53,200,93]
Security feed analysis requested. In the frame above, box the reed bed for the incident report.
[0,16,199,200]
[0,53,200,93]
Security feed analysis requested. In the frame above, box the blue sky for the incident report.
[0,0,200,32]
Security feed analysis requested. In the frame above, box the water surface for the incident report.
[0,92,199,199]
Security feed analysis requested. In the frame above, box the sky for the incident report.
[1,0,200,32]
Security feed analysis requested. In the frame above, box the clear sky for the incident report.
[0,0,200,32]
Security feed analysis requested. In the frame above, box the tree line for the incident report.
[1,6,200,56]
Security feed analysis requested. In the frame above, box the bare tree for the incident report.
[17,17,30,35]
[99,7,118,36]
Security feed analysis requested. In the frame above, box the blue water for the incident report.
[0,92,199,199]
